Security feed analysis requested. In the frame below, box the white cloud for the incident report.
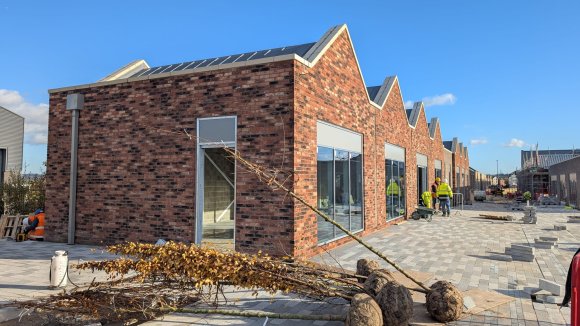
[422,93,457,107]
[504,138,526,148]
[0,89,48,145]
[405,93,457,110]
[470,138,488,145]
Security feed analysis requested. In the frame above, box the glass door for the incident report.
[417,166,427,205]
[200,147,235,249]
[196,116,236,251]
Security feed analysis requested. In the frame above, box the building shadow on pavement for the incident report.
[0,284,49,290]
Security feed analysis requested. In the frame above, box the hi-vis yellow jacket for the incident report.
[386,181,400,196]
[436,182,453,199]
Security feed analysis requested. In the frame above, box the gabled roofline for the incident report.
[371,76,398,107]
[48,24,387,111]
[428,117,440,140]
[45,23,461,162]
[452,137,459,153]
[549,154,580,167]
[0,105,25,120]
[407,102,422,128]
[49,52,302,93]
[100,60,150,82]
[296,24,383,109]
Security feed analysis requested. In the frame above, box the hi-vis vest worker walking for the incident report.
[437,179,453,217]
[24,209,45,241]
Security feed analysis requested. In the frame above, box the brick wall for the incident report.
[292,31,458,256]
[46,28,470,258]
[46,61,297,256]
[293,32,379,256]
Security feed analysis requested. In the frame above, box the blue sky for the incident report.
[1,0,578,175]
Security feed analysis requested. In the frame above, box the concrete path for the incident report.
[0,202,578,325]
[313,203,578,325]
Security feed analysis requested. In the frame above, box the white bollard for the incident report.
[50,250,68,288]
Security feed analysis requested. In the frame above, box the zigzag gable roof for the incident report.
[48,24,467,155]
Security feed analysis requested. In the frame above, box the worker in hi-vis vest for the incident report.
[431,177,441,210]
[437,179,453,217]
[386,179,400,196]
[386,179,401,217]
[24,209,45,241]
[421,191,432,209]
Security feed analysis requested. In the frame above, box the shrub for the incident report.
[0,166,46,215]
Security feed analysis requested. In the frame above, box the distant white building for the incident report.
[509,174,518,188]
[0,106,24,184]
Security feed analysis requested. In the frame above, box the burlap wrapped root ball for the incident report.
[375,280,414,326]
[356,258,380,283]
[426,280,464,322]
[363,270,393,296]
[346,293,383,326]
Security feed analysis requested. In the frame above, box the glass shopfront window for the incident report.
[385,143,406,220]
[317,147,334,243]
[386,159,406,220]
[317,146,364,244]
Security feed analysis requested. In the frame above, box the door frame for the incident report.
[195,116,237,245]
[0,148,7,185]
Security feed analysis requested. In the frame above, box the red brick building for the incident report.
[46,25,471,257]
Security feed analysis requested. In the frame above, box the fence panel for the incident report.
[452,193,464,211]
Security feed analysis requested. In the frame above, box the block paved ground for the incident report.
[0,202,578,325]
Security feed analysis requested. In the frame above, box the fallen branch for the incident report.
[223,147,430,293]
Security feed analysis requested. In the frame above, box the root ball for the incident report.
[375,281,413,326]
[346,293,383,326]
[426,280,464,322]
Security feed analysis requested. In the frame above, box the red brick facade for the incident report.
[47,62,297,255]
[46,25,471,258]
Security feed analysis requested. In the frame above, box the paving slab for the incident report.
[538,279,563,296]
[1,202,578,325]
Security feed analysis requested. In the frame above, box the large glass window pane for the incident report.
[350,153,363,231]
[317,146,364,244]
[202,148,235,245]
[317,147,334,243]
[399,163,406,216]
[386,160,395,219]
[386,159,406,220]
[334,149,350,238]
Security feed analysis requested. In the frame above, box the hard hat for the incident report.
[34,209,43,215]
[444,179,449,183]
[435,177,441,182]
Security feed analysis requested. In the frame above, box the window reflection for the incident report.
[317,146,364,244]
[386,159,406,219]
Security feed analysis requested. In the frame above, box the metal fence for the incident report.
[451,193,464,212]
